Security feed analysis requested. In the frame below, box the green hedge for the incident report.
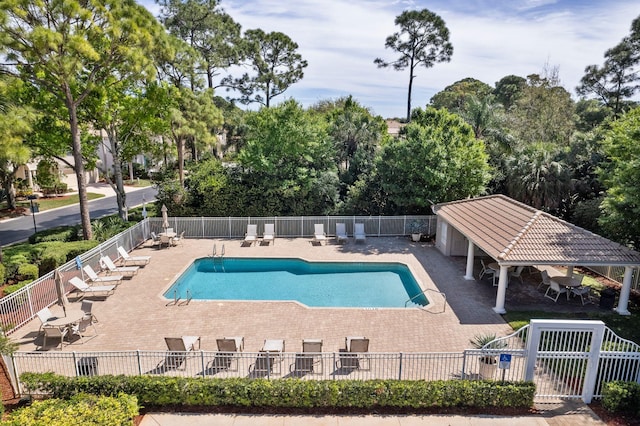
[0,393,138,426]
[20,373,535,409]
[28,226,79,244]
[37,240,99,275]
[17,264,38,281]
[602,381,640,415]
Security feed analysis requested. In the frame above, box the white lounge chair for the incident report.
[69,277,116,300]
[335,223,348,244]
[117,246,151,266]
[262,224,275,245]
[244,224,258,246]
[99,256,138,277]
[83,265,123,285]
[313,224,327,245]
[354,223,366,243]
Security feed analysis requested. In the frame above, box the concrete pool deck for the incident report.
[15,236,515,353]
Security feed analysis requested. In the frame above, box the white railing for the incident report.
[148,215,436,239]
[585,264,640,291]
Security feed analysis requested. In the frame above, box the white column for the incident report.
[614,266,633,316]
[464,240,475,280]
[566,265,574,276]
[492,266,510,314]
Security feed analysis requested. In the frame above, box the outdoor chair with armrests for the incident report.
[99,256,139,278]
[244,224,258,246]
[117,246,151,266]
[354,223,366,243]
[336,336,370,371]
[262,224,275,245]
[335,223,348,244]
[313,224,327,245]
[208,336,244,372]
[83,265,123,285]
[69,277,116,300]
[290,338,323,375]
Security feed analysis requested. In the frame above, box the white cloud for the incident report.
[138,0,640,118]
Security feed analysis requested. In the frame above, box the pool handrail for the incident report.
[405,288,447,313]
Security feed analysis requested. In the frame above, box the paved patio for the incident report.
[17,237,522,354]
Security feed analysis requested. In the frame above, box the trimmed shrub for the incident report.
[1,392,138,426]
[37,240,99,275]
[602,381,640,415]
[20,373,536,410]
[0,263,5,285]
[4,280,33,295]
[17,263,39,281]
[28,226,78,244]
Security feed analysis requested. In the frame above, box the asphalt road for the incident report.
[0,186,157,247]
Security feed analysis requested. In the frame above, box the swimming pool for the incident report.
[164,257,428,308]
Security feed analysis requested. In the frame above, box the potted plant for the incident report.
[470,333,507,379]
[408,220,427,242]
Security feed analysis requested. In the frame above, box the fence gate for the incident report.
[525,319,605,403]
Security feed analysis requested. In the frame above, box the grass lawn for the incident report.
[15,192,104,212]
[123,178,152,187]
[503,304,640,345]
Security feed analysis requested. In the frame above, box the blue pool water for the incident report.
[164,258,428,308]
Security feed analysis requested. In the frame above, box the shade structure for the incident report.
[54,269,69,317]
[161,204,169,230]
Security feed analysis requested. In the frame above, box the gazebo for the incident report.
[432,195,640,315]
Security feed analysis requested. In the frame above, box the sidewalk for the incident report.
[139,400,605,425]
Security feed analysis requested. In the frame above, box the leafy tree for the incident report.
[376,107,490,213]
[165,87,223,186]
[504,143,572,212]
[227,29,307,107]
[238,100,339,215]
[85,81,168,220]
[577,40,638,118]
[374,9,453,121]
[493,75,527,110]
[507,71,576,147]
[158,0,244,89]
[0,0,165,239]
[429,78,492,113]
[574,99,612,131]
[577,15,640,118]
[0,78,33,210]
[598,107,640,249]
[156,36,202,89]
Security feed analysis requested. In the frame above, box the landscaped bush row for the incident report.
[28,225,80,244]
[0,393,138,426]
[602,381,640,415]
[20,373,536,409]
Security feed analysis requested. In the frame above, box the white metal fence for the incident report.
[10,320,640,402]
[586,264,640,291]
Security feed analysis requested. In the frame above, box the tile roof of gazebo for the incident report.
[433,195,640,266]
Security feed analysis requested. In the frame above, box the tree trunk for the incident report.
[3,177,16,211]
[65,89,92,240]
[406,64,415,122]
[177,137,185,187]
[106,128,127,220]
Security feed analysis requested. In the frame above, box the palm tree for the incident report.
[505,143,572,211]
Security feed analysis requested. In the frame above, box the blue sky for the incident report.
[139,0,640,118]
